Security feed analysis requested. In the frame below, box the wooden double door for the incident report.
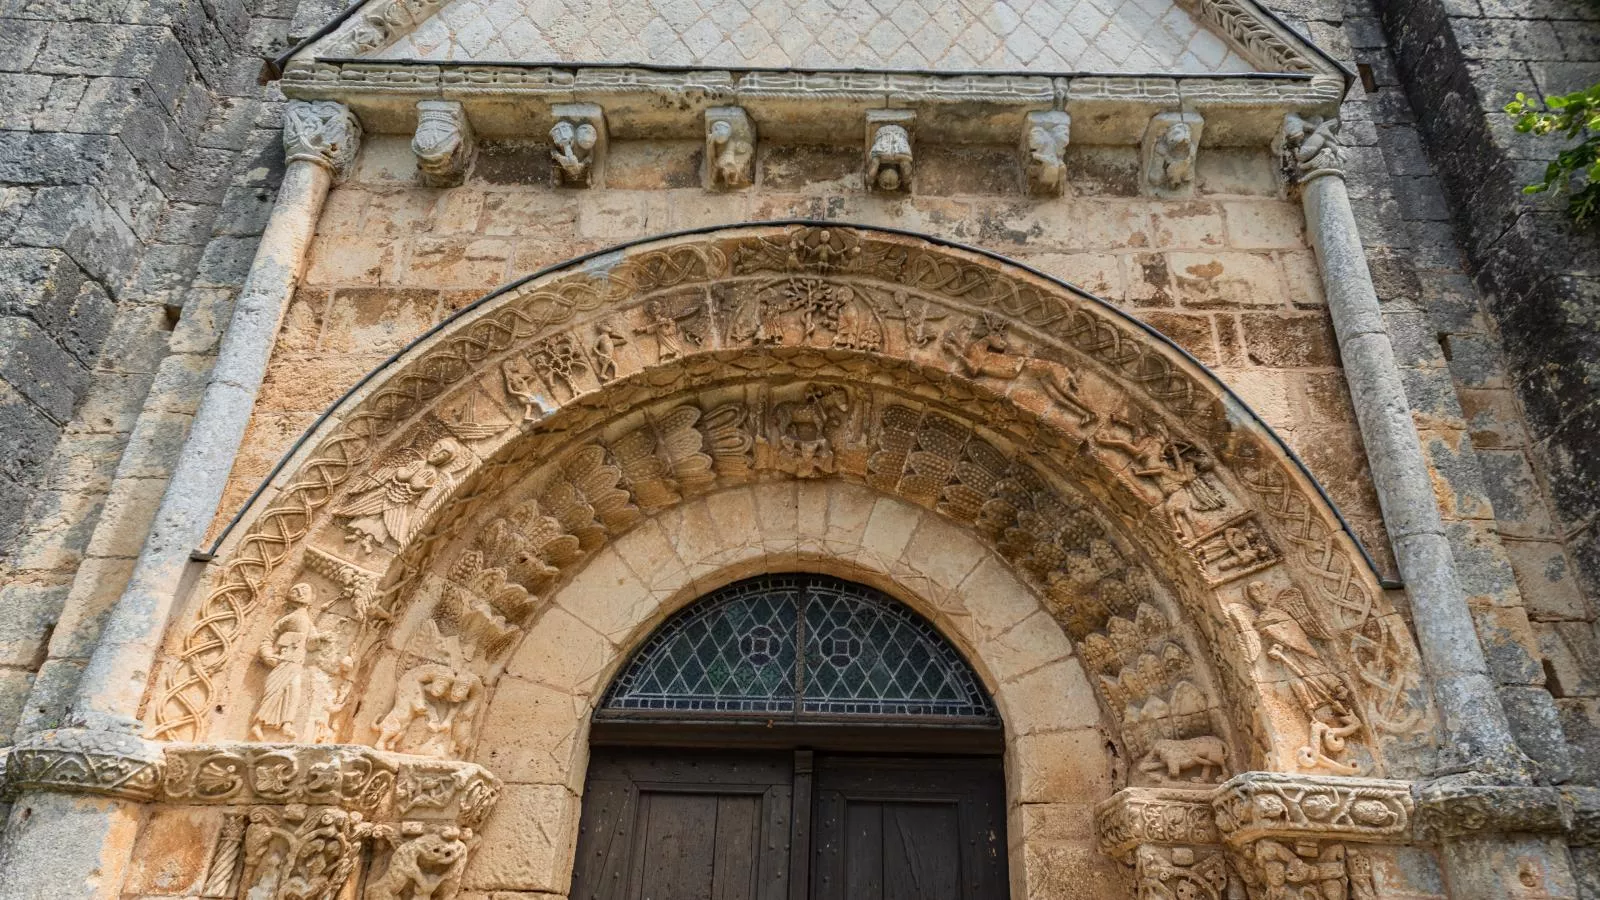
[570,747,1008,900]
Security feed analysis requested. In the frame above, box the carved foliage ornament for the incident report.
[1212,772,1412,846]
[4,728,165,801]
[283,100,362,181]
[157,227,1422,763]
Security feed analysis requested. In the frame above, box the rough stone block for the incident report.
[12,184,139,291]
[0,378,65,484]
[0,316,90,423]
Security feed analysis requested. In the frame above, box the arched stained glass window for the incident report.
[599,574,998,724]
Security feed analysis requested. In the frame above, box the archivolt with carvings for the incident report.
[152,224,1430,781]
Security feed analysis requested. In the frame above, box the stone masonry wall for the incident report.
[0,0,344,746]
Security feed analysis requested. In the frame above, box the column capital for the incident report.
[1282,113,1345,185]
[284,100,363,181]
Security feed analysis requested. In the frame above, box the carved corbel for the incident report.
[1022,110,1070,196]
[1281,113,1344,186]
[865,109,915,193]
[705,106,756,190]
[413,100,476,188]
[549,102,606,187]
[1142,111,1203,197]
[284,100,363,183]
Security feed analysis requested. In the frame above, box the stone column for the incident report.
[1285,112,1585,900]
[67,100,361,735]
[1282,113,1527,783]
[0,101,360,900]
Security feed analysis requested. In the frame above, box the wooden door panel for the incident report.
[572,749,794,900]
[812,757,1006,900]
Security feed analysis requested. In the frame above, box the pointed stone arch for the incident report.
[151,224,1431,788]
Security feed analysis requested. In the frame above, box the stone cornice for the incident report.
[278,61,1342,147]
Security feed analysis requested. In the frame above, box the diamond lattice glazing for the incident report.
[601,574,998,722]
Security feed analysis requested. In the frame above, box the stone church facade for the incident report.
[0,0,1597,898]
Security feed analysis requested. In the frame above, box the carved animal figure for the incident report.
[374,663,483,757]
[366,830,470,900]
[1137,735,1229,783]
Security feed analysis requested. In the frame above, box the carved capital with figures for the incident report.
[284,100,363,181]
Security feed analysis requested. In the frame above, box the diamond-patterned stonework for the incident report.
[601,574,998,721]
[370,0,1256,73]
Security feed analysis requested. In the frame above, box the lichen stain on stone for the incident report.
[1184,259,1224,280]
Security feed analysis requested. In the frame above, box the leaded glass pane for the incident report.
[801,580,991,718]
[600,574,997,723]
[603,577,799,714]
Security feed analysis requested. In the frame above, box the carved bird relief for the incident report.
[335,438,471,554]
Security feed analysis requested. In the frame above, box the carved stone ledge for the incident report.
[2,727,166,802]
[160,741,500,828]
[1096,786,1221,861]
[1415,778,1569,840]
[1212,771,1413,846]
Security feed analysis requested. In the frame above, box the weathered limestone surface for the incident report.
[0,0,1595,894]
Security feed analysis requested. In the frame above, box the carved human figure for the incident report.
[1237,838,1356,900]
[1093,415,1226,536]
[636,299,688,361]
[889,290,946,346]
[1282,114,1344,183]
[336,438,470,553]
[251,584,321,741]
[366,825,471,900]
[502,360,550,424]
[374,663,484,758]
[775,386,850,478]
[867,124,912,191]
[1229,582,1364,774]
[591,318,629,383]
[550,119,598,184]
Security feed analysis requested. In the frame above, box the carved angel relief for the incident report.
[335,438,471,554]
[1229,581,1365,775]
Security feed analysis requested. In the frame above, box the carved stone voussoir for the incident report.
[1096,786,1221,860]
[5,727,165,801]
[1415,779,1568,840]
[284,100,363,182]
[1213,772,1412,845]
